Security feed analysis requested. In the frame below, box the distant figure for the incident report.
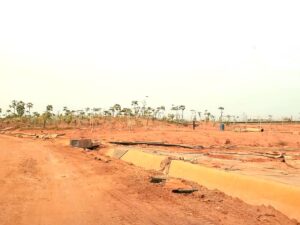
[193,120,196,130]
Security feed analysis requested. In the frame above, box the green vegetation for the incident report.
[0,100,297,129]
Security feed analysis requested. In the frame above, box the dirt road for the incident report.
[0,135,297,225]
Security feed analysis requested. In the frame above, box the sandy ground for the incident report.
[0,134,299,225]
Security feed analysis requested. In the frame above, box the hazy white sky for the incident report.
[1,0,300,119]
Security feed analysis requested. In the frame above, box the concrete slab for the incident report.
[168,160,300,221]
[121,149,168,171]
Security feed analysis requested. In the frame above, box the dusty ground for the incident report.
[0,134,299,225]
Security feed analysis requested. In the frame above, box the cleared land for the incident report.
[0,122,300,224]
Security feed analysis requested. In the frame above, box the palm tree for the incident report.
[141,96,148,116]
[85,107,90,114]
[198,112,202,121]
[190,110,196,121]
[113,104,121,116]
[204,110,208,121]
[11,100,17,114]
[160,106,166,119]
[171,105,180,120]
[131,100,140,116]
[26,102,33,115]
[218,107,224,122]
[206,112,211,121]
[46,105,53,112]
[226,115,231,122]
[157,106,165,119]
[179,105,186,120]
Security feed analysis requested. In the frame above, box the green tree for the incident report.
[6,109,11,116]
[43,105,53,128]
[104,110,112,116]
[46,105,53,112]
[16,101,25,117]
[120,108,132,116]
[33,112,40,117]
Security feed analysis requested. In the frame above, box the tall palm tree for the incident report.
[190,110,196,121]
[10,100,17,114]
[113,104,121,116]
[218,107,224,122]
[171,105,180,120]
[179,105,186,120]
[156,106,165,119]
[198,112,202,121]
[26,102,33,115]
[206,112,211,121]
[131,100,140,116]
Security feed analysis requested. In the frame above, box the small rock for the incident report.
[225,139,231,145]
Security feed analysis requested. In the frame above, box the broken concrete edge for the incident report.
[109,141,204,150]
[104,148,300,222]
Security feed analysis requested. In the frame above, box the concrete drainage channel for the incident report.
[105,148,300,222]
